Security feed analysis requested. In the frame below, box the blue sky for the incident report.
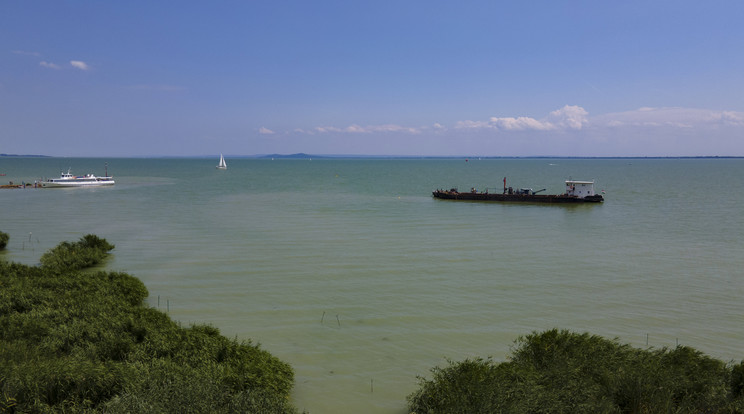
[2,1,743,157]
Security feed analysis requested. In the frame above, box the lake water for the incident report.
[2,157,743,413]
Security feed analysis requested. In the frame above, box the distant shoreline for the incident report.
[0,154,50,158]
[2,153,743,160]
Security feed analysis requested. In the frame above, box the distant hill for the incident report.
[1,153,50,158]
[258,153,321,159]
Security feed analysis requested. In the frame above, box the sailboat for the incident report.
[216,154,227,170]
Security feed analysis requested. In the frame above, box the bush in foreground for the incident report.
[39,234,115,272]
[0,234,296,413]
[409,329,744,413]
[0,231,8,250]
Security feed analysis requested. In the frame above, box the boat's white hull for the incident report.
[41,178,115,188]
[41,180,115,188]
[41,168,115,188]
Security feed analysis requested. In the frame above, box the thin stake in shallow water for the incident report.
[336,314,340,327]
[321,311,325,324]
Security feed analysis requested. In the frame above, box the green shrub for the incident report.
[733,361,744,398]
[39,234,115,272]
[409,329,744,413]
[1,235,297,413]
[0,231,8,250]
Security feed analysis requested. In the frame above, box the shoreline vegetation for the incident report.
[409,330,744,413]
[0,231,296,413]
[2,231,743,412]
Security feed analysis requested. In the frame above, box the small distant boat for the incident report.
[217,154,227,169]
[433,179,604,204]
[41,168,115,188]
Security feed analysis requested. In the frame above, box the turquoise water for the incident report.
[2,157,743,413]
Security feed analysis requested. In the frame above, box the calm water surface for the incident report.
[2,157,743,413]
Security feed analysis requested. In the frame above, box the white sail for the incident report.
[217,154,227,169]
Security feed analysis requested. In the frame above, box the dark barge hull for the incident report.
[432,190,603,203]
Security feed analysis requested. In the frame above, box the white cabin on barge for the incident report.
[565,180,596,198]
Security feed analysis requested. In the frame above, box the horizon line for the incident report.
[2,153,743,160]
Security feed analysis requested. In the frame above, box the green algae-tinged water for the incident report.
[2,157,743,413]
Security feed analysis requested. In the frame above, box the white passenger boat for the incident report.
[41,168,115,188]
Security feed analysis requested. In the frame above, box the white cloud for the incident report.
[454,120,491,129]
[457,105,589,132]
[547,105,588,129]
[287,105,744,157]
[40,61,61,69]
[368,124,421,134]
[721,111,744,125]
[259,127,275,135]
[70,60,89,70]
[593,107,744,129]
[313,124,423,134]
[489,116,554,131]
[314,126,342,133]
[346,124,367,133]
[306,108,588,136]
